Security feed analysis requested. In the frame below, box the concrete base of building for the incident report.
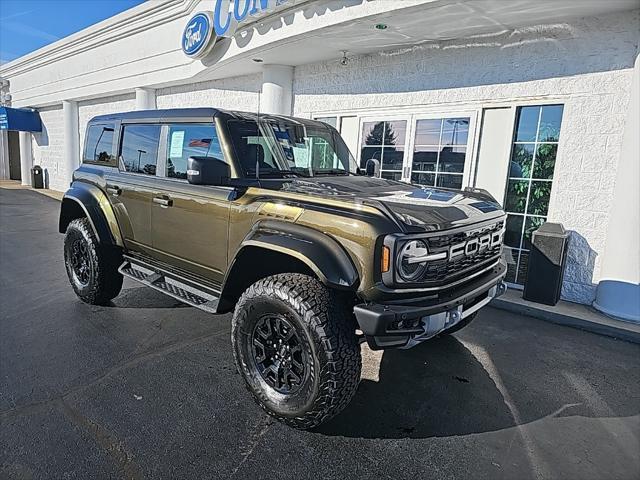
[491,288,640,344]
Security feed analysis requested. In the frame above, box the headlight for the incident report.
[397,239,429,282]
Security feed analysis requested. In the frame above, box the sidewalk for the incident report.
[491,288,640,344]
[0,179,64,201]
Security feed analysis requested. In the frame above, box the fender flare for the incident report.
[59,182,124,247]
[226,220,359,291]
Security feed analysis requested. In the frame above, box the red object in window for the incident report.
[188,138,212,147]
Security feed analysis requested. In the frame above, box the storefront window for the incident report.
[503,104,564,285]
[360,120,407,180]
[411,117,469,190]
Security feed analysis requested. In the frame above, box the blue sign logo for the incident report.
[182,12,215,58]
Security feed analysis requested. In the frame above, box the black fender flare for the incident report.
[226,220,359,291]
[59,182,124,247]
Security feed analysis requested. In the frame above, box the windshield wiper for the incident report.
[313,169,351,176]
[246,169,300,178]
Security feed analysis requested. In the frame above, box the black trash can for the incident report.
[523,222,569,306]
[31,165,44,189]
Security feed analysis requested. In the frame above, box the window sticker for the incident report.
[169,130,185,157]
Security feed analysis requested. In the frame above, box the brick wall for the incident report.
[293,10,639,304]
[156,74,261,111]
[32,105,65,192]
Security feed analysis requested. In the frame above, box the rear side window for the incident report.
[84,123,115,164]
[120,124,161,176]
[166,123,225,179]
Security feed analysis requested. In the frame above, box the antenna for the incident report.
[256,88,261,180]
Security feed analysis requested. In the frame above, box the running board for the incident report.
[118,256,220,313]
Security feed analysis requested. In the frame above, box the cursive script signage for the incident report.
[182,0,290,57]
[182,12,216,58]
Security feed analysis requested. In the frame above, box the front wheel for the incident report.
[231,273,361,430]
[63,218,123,305]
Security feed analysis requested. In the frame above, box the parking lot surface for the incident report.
[1,188,639,480]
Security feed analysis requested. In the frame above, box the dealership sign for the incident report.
[182,0,290,57]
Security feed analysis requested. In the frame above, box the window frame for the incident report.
[83,122,118,167]
[117,121,163,178]
[157,122,226,182]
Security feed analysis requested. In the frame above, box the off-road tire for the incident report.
[440,312,477,336]
[231,273,361,430]
[64,217,123,305]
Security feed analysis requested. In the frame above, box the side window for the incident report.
[166,123,224,179]
[84,123,115,164]
[120,124,161,175]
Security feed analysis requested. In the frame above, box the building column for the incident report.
[135,87,156,110]
[19,131,33,186]
[261,65,293,115]
[594,51,640,322]
[63,100,80,187]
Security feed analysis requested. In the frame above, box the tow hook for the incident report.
[496,282,508,298]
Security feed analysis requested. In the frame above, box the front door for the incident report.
[7,131,21,180]
[150,122,231,285]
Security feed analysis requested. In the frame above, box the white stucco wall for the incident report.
[32,105,65,192]
[156,74,261,112]
[293,10,639,304]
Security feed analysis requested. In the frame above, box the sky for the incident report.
[0,0,145,65]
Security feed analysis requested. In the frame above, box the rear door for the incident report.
[149,122,232,285]
[103,122,163,256]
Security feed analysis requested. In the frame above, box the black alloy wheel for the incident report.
[251,314,309,394]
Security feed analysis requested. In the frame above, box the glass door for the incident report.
[358,116,410,180]
[406,113,476,190]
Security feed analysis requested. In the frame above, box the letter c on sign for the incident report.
[234,0,252,22]
[213,0,231,36]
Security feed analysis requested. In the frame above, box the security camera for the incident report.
[340,51,349,66]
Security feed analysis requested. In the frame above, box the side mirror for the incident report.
[187,156,230,185]
[365,158,380,177]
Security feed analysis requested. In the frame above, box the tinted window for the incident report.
[120,124,161,176]
[166,123,224,179]
[84,124,115,163]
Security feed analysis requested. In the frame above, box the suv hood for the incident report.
[279,176,504,232]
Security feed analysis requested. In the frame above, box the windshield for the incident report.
[227,118,357,178]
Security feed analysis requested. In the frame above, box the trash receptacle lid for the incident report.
[532,222,568,238]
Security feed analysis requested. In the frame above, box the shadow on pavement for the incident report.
[107,285,189,309]
[317,335,516,439]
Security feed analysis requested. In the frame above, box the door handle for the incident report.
[106,185,121,196]
[153,196,173,208]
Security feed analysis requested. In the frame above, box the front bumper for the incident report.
[354,259,507,349]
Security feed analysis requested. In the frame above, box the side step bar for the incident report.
[118,256,220,313]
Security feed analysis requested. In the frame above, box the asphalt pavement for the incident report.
[1,188,639,480]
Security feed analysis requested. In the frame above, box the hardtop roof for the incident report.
[88,108,327,126]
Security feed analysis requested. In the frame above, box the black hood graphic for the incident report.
[279,176,504,231]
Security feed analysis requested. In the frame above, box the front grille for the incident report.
[408,220,504,286]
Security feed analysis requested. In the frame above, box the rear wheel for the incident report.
[64,218,123,305]
[231,273,361,430]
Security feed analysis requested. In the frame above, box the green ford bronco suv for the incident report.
[60,108,507,429]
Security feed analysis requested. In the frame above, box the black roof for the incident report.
[89,108,326,126]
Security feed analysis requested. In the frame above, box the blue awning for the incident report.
[0,107,42,132]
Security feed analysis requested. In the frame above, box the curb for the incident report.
[491,290,640,344]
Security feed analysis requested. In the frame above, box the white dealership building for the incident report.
[0,0,638,319]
